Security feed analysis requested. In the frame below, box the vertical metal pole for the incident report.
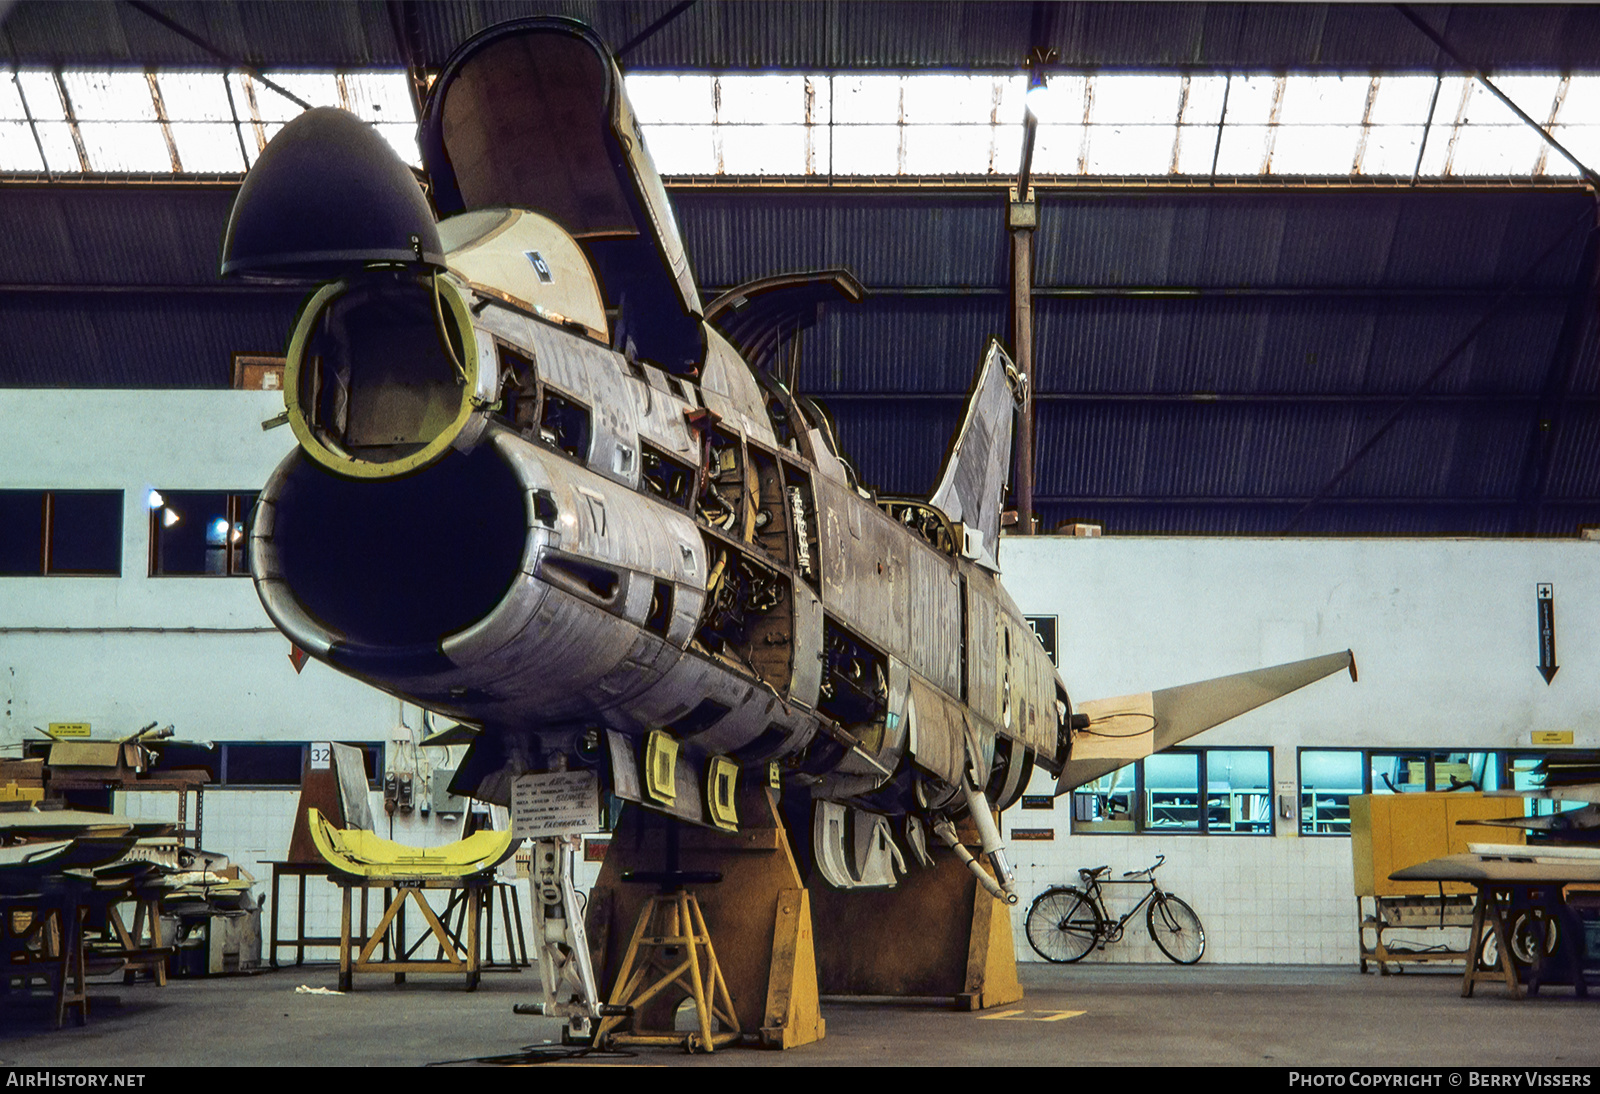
[1010,190,1037,535]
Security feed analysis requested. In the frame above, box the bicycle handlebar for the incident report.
[1121,853,1166,879]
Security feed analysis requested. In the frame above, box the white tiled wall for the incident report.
[1008,826,1358,964]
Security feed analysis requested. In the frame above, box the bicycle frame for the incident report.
[1078,860,1167,941]
[1026,852,1206,964]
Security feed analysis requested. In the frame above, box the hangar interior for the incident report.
[4,0,1600,1010]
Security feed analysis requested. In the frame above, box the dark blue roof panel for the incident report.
[3,180,1598,536]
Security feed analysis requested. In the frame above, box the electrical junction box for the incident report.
[431,768,470,815]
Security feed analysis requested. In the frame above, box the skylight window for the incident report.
[2,66,1597,182]
[1,66,417,174]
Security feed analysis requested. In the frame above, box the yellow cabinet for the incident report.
[1350,792,1525,897]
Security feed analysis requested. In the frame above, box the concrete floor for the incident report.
[2,961,1597,1067]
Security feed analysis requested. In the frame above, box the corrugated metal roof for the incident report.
[7,3,1600,71]
[1024,501,1534,536]
[0,293,297,386]
[679,191,1007,290]
[2,180,1598,535]
[795,298,1010,392]
[1034,191,1592,290]
[826,400,966,497]
[1031,295,1571,395]
[0,184,237,285]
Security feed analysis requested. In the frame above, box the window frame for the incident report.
[1297,746,1368,837]
[1069,746,1275,836]
[1298,747,1516,836]
[147,489,258,577]
[0,488,123,576]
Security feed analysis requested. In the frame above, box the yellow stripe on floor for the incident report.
[976,1009,1087,1021]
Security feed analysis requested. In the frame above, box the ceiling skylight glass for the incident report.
[624,70,1599,180]
[0,67,416,173]
[2,66,1596,182]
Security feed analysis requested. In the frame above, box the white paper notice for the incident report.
[511,770,601,838]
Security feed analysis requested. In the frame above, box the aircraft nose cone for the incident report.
[220,107,446,282]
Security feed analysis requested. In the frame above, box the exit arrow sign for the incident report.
[1537,583,1558,684]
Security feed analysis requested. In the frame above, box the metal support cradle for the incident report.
[595,886,741,1052]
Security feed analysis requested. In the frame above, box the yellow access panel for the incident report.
[1351,793,1525,897]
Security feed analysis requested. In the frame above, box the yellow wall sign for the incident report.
[1532,730,1574,745]
[48,723,91,738]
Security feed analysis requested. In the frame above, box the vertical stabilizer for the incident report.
[929,339,1020,571]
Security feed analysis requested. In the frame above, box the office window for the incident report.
[1432,751,1501,792]
[1071,748,1273,835]
[0,489,122,575]
[1371,750,1502,795]
[1071,763,1138,833]
[1206,749,1273,834]
[1144,751,1202,832]
[149,490,257,576]
[1299,749,1365,835]
[1508,751,1592,822]
[1302,749,1510,835]
[1369,751,1430,794]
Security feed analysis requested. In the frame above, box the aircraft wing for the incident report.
[1457,808,1600,833]
[1058,649,1356,793]
[1391,847,1600,885]
[929,339,1019,572]
[1488,785,1600,805]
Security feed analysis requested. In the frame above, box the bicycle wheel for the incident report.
[1147,894,1205,964]
[1026,886,1102,963]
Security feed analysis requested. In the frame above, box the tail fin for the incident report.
[929,339,1021,571]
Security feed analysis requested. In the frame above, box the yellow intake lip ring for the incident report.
[283,274,479,479]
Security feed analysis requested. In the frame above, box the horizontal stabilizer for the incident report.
[1058,649,1355,793]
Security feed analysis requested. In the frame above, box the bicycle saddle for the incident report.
[1079,865,1110,881]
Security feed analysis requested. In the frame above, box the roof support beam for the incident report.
[1009,193,1037,535]
[1396,4,1600,188]
[125,1,313,112]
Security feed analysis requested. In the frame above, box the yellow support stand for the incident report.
[585,787,826,1050]
[596,888,741,1052]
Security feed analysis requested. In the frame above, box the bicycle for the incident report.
[1025,854,1206,965]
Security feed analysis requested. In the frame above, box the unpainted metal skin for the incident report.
[228,22,1353,1033]
[238,18,1063,911]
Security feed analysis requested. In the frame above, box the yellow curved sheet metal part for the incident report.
[307,808,517,878]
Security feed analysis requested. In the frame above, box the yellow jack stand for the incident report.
[596,888,741,1052]
[585,787,825,1050]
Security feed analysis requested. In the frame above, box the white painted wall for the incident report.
[998,534,1600,964]
[1,391,502,957]
[4,392,1594,965]
[0,390,397,743]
